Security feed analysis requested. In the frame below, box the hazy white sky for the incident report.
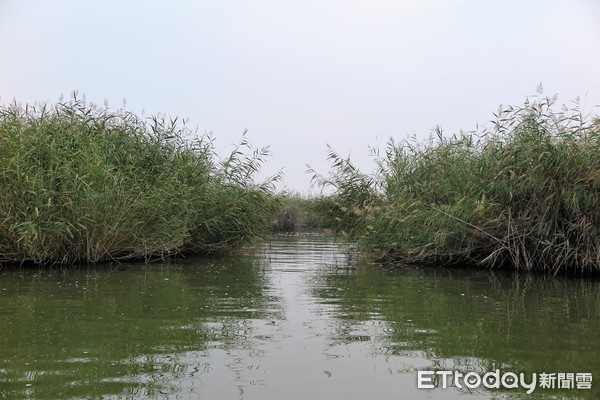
[1,0,599,193]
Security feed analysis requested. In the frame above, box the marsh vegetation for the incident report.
[2,92,599,275]
[311,94,600,274]
[0,95,279,264]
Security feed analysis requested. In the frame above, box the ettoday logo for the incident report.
[417,370,593,394]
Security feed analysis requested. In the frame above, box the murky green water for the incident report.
[1,234,598,399]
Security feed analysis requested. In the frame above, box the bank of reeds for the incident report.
[308,147,380,237]
[0,95,279,265]
[271,194,324,232]
[313,94,600,274]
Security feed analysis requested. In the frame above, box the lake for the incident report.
[1,233,598,399]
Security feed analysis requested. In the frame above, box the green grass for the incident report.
[0,94,280,264]
[312,93,600,274]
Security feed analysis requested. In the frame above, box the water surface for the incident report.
[1,234,598,399]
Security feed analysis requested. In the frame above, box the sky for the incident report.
[1,0,599,194]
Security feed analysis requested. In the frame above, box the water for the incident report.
[0,234,598,399]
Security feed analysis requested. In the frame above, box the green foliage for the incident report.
[0,94,279,264]
[315,93,600,274]
[270,193,327,232]
[309,146,380,237]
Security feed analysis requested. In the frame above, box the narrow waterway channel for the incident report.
[1,234,598,399]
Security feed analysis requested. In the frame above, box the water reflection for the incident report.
[0,234,598,399]
[311,256,600,399]
[0,254,283,398]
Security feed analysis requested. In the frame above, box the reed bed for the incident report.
[0,94,279,265]
[313,94,600,274]
[270,194,326,232]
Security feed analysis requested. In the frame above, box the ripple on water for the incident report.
[0,234,598,399]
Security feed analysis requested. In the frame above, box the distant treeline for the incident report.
[0,95,280,265]
[309,94,600,275]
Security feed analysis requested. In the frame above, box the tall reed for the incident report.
[0,94,279,264]
[270,193,330,232]
[309,146,380,237]
[314,93,600,274]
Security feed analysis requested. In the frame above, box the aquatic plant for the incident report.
[0,93,279,264]
[308,146,380,237]
[271,193,328,232]
[314,92,600,274]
